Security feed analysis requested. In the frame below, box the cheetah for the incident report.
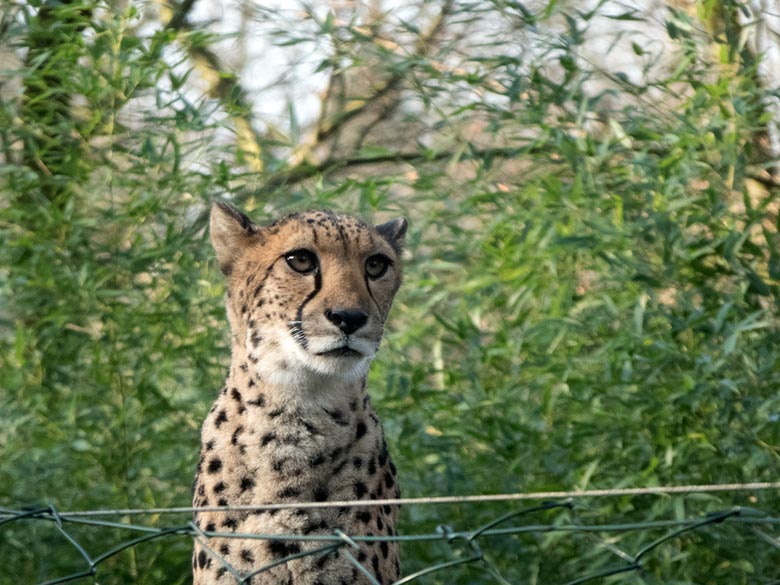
[192,202,406,585]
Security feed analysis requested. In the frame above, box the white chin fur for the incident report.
[250,331,374,388]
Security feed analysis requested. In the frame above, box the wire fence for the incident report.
[2,482,779,585]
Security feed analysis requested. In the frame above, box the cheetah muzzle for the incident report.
[192,202,406,585]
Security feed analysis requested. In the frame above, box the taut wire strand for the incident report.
[2,481,776,519]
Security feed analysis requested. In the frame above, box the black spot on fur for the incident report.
[222,517,238,531]
[384,472,395,489]
[197,550,208,568]
[231,388,242,402]
[216,567,227,579]
[206,522,216,532]
[261,431,277,446]
[220,543,230,555]
[241,548,255,563]
[303,518,329,534]
[380,541,389,558]
[368,458,377,475]
[205,439,215,451]
[240,476,255,492]
[214,481,226,493]
[354,481,367,498]
[268,407,284,418]
[372,553,380,573]
[353,456,362,469]
[268,540,301,558]
[248,393,266,407]
[356,422,367,439]
[218,498,228,506]
[311,452,326,466]
[207,458,222,474]
[378,448,388,466]
[278,486,301,498]
[356,510,371,523]
[231,425,244,445]
[314,486,329,501]
[214,409,228,428]
[377,516,384,531]
[324,407,349,426]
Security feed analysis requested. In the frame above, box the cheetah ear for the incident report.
[375,217,408,254]
[210,201,259,276]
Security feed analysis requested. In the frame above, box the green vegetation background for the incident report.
[1,1,779,583]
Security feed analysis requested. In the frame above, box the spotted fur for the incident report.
[192,203,406,584]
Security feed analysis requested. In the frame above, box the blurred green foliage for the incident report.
[1,1,779,584]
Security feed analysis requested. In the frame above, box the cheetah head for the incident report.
[210,202,406,386]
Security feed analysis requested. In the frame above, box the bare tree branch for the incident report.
[158,0,265,172]
[314,0,455,147]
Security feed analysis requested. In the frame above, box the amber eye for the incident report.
[365,254,391,279]
[285,249,318,274]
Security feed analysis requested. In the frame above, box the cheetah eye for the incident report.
[285,249,318,274]
[365,254,391,279]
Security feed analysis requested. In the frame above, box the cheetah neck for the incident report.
[227,341,367,413]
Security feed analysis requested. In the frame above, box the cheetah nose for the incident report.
[325,308,368,335]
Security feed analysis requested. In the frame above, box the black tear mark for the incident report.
[289,269,322,350]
